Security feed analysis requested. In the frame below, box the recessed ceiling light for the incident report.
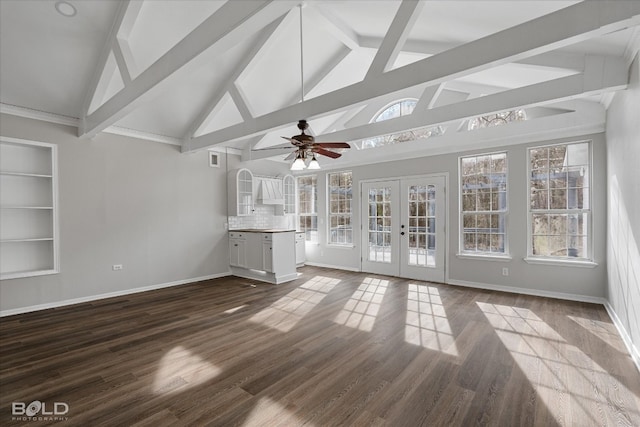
[55,1,77,17]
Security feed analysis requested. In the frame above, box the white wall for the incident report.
[305,132,608,299]
[606,53,640,364]
[0,114,232,314]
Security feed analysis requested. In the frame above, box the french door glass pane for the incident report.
[407,185,436,267]
[368,187,392,263]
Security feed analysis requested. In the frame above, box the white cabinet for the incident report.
[276,174,295,216]
[262,242,273,273]
[295,232,306,266]
[228,168,254,216]
[229,231,297,284]
[229,232,247,267]
[0,137,59,280]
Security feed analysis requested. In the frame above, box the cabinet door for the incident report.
[229,239,246,267]
[295,238,305,265]
[263,242,273,272]
[237,169,254,216]
[283,175,295,215]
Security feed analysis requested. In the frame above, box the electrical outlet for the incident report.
[502,267,509,276]
[112,264,123,271]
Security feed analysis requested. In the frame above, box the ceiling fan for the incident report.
[251,120,350,170]
[282,119,350,159]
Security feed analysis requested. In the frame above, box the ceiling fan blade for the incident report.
[314,148,342,159]
[281,136,304,146]
[284,151,296,161]
[251,146,291,151]
[312,142,350,148]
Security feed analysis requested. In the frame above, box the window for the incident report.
[297,175,317,242]
[528,141,590,260]
[357,99,445,149]
[460,152,508,255]
[468,109,526,131]
[328,171,353,245]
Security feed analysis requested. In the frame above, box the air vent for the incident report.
[209,152,220,168]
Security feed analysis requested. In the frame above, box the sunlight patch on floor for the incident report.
[249,276,340,332]
[223,304,248,314]
[477,302,640,426]
[405,284,458,356]
[152,346,221,395]
[568,315,629,353]
[334,277,389,332]
[242,397,308,427]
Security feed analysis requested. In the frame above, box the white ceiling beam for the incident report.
[315,56,627,143]
[184,12,289,140]
[306,5,360,51]
[185,1,640,152]
[80,0,133,119]
[365,0,426,79]
[242,147,291,162]
[112,38,132,85]
[229,84,254,122]
[361,35,619,73]
[414,83,444,111]
[116,0,144,40]
[80,0,296,138]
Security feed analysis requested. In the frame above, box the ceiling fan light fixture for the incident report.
[307,154,320,170]
[290,152,306,171]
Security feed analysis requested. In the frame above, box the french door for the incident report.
[361,176,446,282]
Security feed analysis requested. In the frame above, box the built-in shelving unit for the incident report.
[0,137,59,280]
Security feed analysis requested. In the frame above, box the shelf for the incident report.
[1,137,58,279]
[1,269,59,281]
[1,238,54,243]
[0,171,53,178]
[0,206,54,210]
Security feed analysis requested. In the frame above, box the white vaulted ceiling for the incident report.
[1,1,639,167]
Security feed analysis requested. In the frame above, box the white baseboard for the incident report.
[603,302,640,373]
[446,279,607,305]
[0,272,231,317]
[303,261,361,272]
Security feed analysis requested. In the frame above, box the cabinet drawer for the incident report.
[229,232,246,239]
[261,233,273,242]
[295,232,305,241]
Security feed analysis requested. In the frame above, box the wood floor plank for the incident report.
[1,266,639,426]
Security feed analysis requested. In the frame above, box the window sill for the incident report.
[327,244,355,249]
[457,253,512,262]
[523,257,598,268]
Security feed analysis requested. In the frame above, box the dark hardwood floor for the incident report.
[1,266,639,426]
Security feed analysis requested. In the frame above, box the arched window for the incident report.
[468,109,526,131]
[358,99,445,149]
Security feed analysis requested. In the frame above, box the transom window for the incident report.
[528,141,591,259]
[297,175,317,242]
[357,99,445,150]
[460,152,508,255]
[468,109,526,131]
[328,171,353,245]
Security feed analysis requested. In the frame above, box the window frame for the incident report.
[458,151,510,259]
[327,170,354,247]
[525,140,595,265]
[296,175,318,243]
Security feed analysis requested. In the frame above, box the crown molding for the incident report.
[102,126,182,146]
[0,103,79,126]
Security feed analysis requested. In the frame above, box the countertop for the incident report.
[230,229,296,233]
